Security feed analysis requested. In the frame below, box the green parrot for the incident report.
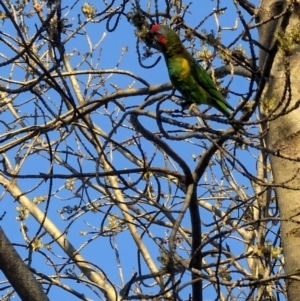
[151,24,234,117]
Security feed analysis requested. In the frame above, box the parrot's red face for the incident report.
[151,24,167,45]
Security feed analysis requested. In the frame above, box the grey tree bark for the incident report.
[258,0,300,300]
[0,227,50,301]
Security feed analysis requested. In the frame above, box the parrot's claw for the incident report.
[179,101,192,111]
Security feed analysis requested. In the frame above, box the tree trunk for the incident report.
[0,227,50,301]
[258,1,300,300]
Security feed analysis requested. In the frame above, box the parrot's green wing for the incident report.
[189,58,234,117]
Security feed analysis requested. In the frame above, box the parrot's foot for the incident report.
[179,101,193,111]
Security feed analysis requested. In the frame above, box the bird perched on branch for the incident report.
[151,24,234,117]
